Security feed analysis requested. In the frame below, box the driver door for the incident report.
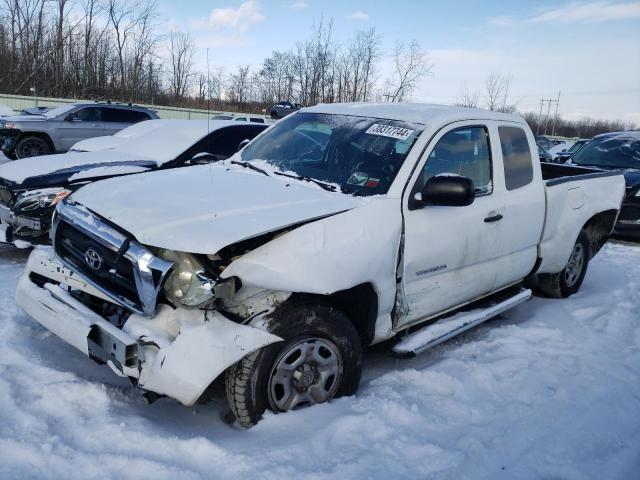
[398,122,504,327]
[59,106,104,150]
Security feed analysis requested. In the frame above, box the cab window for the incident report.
[418,126,492,195]
[500,126,534,190]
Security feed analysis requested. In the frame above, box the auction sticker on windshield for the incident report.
[365,124,415,140]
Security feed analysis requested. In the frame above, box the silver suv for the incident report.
[0,102,159,159]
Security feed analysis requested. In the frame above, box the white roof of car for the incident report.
[304,102,524,125]
[72,119,241,157]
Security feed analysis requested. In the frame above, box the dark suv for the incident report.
[269,101,303,119]
[0,102,159,159]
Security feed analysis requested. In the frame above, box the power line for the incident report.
[537,92,561,136]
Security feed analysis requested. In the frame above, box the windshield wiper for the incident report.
[230,160,269,176]
[273,171,337,192]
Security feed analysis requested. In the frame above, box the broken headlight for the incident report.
[158,250,237,308]
[14,188,71,215]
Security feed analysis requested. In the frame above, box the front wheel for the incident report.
[15,136,52,159]
[537,230,590,298]
[225,302,362,428]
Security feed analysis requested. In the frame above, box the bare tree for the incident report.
[484,72,514,112]
[228,65,251,105]
[168,31,194,101]
[209,66,226,106]
[385,40,432,102]
[457,84,480,108]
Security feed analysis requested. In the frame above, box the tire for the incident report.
[270,111,279,119]
[15,136,52,159]
[537,230,590,298]
[225,301,363,428]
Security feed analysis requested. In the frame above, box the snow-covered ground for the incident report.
[0,242,639,480]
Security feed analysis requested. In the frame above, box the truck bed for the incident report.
[537,162,626,275]
[541,162,621,186]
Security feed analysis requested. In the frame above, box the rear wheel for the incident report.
[225,302,362,428]
[537,230,590,298]
[270,111,279,119]
[15,136,52,159]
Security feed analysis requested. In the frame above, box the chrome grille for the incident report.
[52,202,173,316]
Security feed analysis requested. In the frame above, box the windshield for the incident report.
[239,112,423,196]
[568,140,586,153]
[572,134,640,169]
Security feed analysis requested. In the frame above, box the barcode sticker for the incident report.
[365,124,415,140]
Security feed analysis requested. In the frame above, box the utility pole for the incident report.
[537,95,561,136]
[537,99,544,135]
[551,91,561,136]
[544,98,552,135]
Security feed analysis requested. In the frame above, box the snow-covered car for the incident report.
[0,120,267,246]
[0,102,159,159]
[211,114,269,124]
[16,103,625,428]
[270,101,303,119]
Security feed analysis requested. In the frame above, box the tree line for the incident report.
[0,2,430,112]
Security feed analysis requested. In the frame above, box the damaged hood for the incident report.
[69,163,362,254]
[0,150,157,188]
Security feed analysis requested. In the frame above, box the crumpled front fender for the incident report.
[123,306,283,406]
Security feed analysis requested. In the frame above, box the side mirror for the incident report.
[411,175,475,209]
[237,139,251,151]
[190,152,219,164]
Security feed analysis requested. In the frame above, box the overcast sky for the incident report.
[157,0,640,124]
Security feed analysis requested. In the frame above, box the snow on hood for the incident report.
[69,163,362,254]
[0,150,157,186]
[0,114,48,123]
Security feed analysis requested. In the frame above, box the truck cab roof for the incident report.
[305,102,524,125]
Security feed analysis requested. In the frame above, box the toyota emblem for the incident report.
[84,247,103,271]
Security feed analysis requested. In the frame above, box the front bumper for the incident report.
[0,203,45,246]
[0,129,19,155]
[16,247,282,406]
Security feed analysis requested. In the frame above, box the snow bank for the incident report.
[0,242,639,479]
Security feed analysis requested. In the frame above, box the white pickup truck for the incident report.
[16,104,625,428]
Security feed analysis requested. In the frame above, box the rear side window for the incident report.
[500,126,533,190]
[103,108,151,123]
[181,125,266,162]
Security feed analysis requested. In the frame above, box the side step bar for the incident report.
[393,288,532,357]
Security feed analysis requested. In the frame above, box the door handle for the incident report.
[484,214,503,223]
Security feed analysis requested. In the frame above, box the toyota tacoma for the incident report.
[16,103,625,428]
